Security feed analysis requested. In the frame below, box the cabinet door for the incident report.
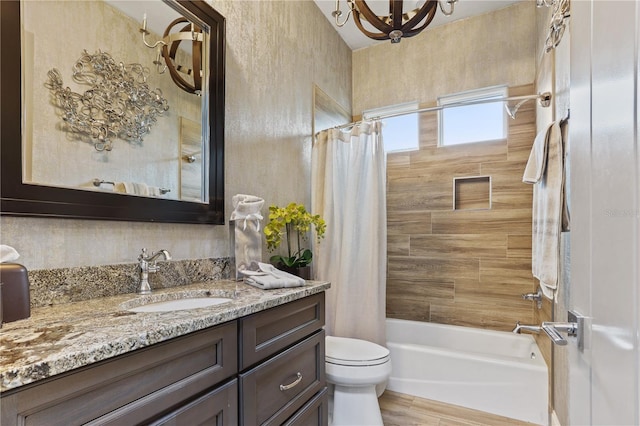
[1,322,237,426]
[282,388,328,426]
[151,379,238,426]
[240,330,325,426]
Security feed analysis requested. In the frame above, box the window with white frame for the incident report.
[363,102,419,153]
[438,86,508,147]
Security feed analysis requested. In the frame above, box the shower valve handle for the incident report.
[521,287,543,309]
[541,321,577,346]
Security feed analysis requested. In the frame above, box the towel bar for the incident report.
[92,179,171,195]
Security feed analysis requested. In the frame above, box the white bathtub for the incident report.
[386,318,548,425]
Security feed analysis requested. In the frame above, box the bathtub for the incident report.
[386,318,548,425]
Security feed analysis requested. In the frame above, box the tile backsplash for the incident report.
[28,258,230,308]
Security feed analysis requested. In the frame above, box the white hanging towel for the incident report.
[229,194,264,280]
[523,123,552,184]
[523,119,568,299]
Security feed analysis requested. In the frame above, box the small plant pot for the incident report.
[275,264,311,280]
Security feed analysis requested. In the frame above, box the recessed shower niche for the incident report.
[453,176,491,210]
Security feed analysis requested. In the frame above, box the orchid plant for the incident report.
[264,203,326,269]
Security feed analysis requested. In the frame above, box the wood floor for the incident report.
[379,391,539,426]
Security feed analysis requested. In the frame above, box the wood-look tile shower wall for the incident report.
[386,84,537,331]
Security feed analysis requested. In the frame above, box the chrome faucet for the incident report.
[521,287,543,309]
[512,320,578,346]
[512,321,542,335]
[137,248,172,294]
[540,321,577,346]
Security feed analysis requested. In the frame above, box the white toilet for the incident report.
[325,336,392,426]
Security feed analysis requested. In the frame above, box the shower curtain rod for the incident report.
[327,92,552,133]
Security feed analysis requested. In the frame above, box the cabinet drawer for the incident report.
[2,321,237,426]
[87,372,237,426]
[240,292,325,369]
[283,388,328,426]
[150,379,238,426]
[240,330,325,426]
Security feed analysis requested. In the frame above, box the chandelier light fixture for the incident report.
[140,14,204,95]
[332,0,458,43]
[536,0,570,52]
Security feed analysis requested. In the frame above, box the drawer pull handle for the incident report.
[279,372,303,391]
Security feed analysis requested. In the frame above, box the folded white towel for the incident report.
[244,262,305,290]
[114,182,126,194]
[130,182,149,196]
[524,120,567,299]
[0,245,20,263]
[114,182,149,196]
[148,186,162,197]
[523,122,553,184]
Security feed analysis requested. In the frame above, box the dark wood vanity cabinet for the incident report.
[239,292,328,425]
[0,321,238,426]
[0,292,327,426]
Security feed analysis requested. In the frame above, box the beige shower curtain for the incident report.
[311,121,387,345]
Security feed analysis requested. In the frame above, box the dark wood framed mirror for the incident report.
[0,0,225,224]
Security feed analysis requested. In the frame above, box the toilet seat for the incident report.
[326,336,390,366]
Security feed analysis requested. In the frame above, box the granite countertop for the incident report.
[0,280,330,393]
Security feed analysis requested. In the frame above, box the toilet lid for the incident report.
[326,336,390,366]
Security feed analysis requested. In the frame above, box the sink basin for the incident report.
[127,297,232,313]
[120,289,236,313]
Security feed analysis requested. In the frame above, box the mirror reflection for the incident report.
[21,0,208,203]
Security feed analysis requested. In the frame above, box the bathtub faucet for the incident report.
[512,321,541,335]
[512,321,578,346]
[540,321,577,346]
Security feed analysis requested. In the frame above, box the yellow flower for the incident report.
[264,202,326,268]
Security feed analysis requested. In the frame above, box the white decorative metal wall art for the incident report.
[45,50,170,152]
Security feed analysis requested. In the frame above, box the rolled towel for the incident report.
[244,262,305,290]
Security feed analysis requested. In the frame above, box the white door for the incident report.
[569,1,640,425]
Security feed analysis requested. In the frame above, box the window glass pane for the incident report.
[439,87,507,146]
[363,102,419,153]
[381,114,418,152]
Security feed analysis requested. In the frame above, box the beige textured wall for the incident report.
[1,0,352,270]
[352,2,536,116]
